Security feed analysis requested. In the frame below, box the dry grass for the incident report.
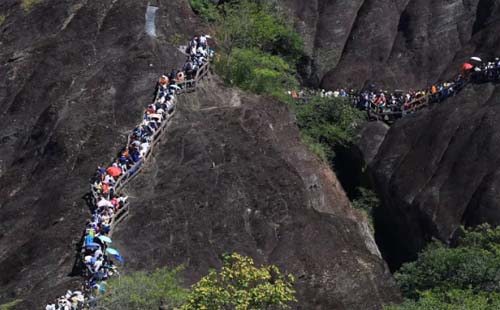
[0,299,22,310]
[21,0,41,12]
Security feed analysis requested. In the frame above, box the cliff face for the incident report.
[279,0,498,89]
[0,0,201,306]
[0,1,400,309]
[355,12,500,268]
[112,78,400,309]
[282,0,500,269]
[369,81,500,268]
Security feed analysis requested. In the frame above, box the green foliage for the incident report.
[100,267,188,310]
[0,299,21,310]
[189,0,220,22]
[290,96,366,161]
[169,33,184,46]
[21,0,41,12]
[216,48,298,95]
[215,1,303,63]
[0,15,5,26]
[457,223,500,253]
[352,187,380,214]
[395,225,500,299]
[395,243,500,299]
[386,289,500,310]
[182,253,296,310]
[390,224,500,309]
[351,187,380,228]
[299,132,329,162]
[190,0,304,97]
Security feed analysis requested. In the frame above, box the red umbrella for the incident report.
[462,63,474,70]
[106,166,122,177]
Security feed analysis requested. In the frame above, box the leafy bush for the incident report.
[0,300,21,310]
[182,253,296,310]
[386,289,500,310]
[290,96,366,161]
[189,0,304,97]
[389,224,500,309]
[21,0,41,12]
[188,0,219,22]
[100,267,188,310]
[299,132,329,162]
[215,1,303,63]
[351,187,380,228]
[352,187,380,214]
[216,48,298,95]
[395,243,500,299]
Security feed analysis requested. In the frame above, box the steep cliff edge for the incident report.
[112,77,400,309]
[354,14,500,269]
[0,0,400,308]
[0,0,200,306]
[279,0,498,89]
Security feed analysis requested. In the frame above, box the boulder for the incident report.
[112,78,401,309]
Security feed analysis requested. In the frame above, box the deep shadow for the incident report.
[473,0,496,35]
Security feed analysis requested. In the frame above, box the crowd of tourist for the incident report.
[45,35,212,310]
[289,57,500,120]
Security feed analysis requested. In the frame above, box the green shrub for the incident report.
[300,133,329,162]
[182,253,296,310]
[0,300,21,310]
[100,267,188,310]
[395,243,500,299]
[290,96,366,161]
[391,224,500,309]
[21,0,41,12]
[386,289,500,310]
[216,48,298,95]
[191,0,304,97]
[352,187,380,214]
[216,0,303,65]
[189,0,220,22]
[351,187,380,228]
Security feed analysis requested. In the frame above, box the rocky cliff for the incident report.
[354,9,500,268]
[279,0,499,89]
[0,0,200,306]
[111,77,400,309]
[0,0,400,309]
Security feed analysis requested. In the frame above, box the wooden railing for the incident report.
[89,61,210,238]
[368,81,468,122]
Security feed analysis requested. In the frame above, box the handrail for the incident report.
[367,80,469,121]
[82,60,209,307]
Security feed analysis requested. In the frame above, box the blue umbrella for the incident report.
[97,236,112,244]
[113,254,125,263]
[105,247,119,256]
[85,242,101,250]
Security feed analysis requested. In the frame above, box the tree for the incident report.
[216,48,298,95]
[182,253,296,310]
[389,225,500,310]
[99,267,188,310]
[215,0,303,63]
[292,96,366,161]
[386,289,500,310]
[395,225,500,299]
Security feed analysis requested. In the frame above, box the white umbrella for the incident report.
[470,56,482,62]
[97,199,113,208]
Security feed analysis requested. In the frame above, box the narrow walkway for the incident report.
[292,59,500,124]
[45,35,212,310]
